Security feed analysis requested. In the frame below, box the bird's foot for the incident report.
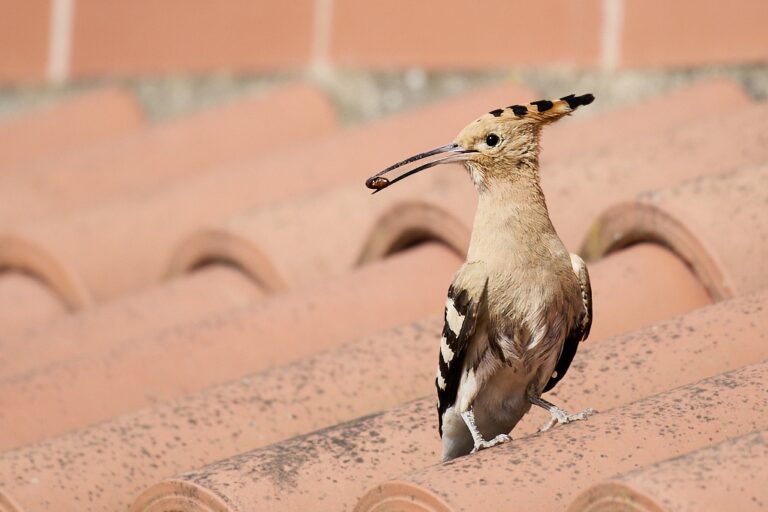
[538,407,596,433]
[470,433,512,454]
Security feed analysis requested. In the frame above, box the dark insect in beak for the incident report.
[364,143,475,194]
[366,176,390,191]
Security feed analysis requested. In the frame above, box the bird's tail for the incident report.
[513,93,595,125]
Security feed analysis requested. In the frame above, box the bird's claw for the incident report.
[470,433,512,454]
[538,407,596,433]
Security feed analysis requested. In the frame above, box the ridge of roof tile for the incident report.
[0,83,337,225]
[1,265,761,512]
[0,83,532,305]
[542,77,750,161]
[0,265,264,379]
[354,362,768,511]
[0,87,145,173]
[1,80,751,308]
[0,80,764,511]
[0,244,461,450]
[0,272,66,336]
[567,429,768,512]
[126,298,768,512]
[0,241,709,404]
[583,164,768,300]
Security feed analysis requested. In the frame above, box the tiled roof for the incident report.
[0,77,766,512]
[568,429,768,512]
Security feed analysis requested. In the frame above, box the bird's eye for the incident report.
[485,133,500,147]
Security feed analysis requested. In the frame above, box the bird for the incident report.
[366,93,595,461]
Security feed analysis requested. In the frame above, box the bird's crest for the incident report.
[483,93,594,126]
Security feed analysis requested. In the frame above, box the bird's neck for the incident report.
[467,164,557,262]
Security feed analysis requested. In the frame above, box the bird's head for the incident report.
[366,93,594,193]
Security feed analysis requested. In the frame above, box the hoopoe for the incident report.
[366,94,595,461]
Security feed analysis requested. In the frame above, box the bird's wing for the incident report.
[436,275,487,437]
[543,253,592,393]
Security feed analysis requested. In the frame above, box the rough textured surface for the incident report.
[0,320,441,512]
[356,362,768,511]
[0,242,715,511]
[0,72,765,512]
[583,165,768,300]
[0,244,461,450]
[568,429,768,512]
[128,292,768,512]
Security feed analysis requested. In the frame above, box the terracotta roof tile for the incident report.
[0,244,460,450]
[0,87,144,172]
[585,244,710,341]
[166,79,751,293]
[583,165,768,300]
[0,83,531,305]
[0,266,263,380]
[1,253,757,511]
[0,80,764,511]
[545,102,768,250]
[0,272,65,336]
[0,83,337,225]
[568,429,768,512]
[0,81,743,311]
[542,77,750,161]
[125,298,768,511]
[354,363,768,512]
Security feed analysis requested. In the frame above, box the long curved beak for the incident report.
[365,143,476,193]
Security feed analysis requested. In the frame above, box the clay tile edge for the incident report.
[356,201,470,266]
[565,481,662,512]
[164,227,287,293]
[131,478,230,512]
[0,489,23,512]
[354,481,452,512]
[579,201,727,300]
[0,234,91,309]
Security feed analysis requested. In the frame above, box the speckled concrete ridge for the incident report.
[125,292,768,512]
[0,87,145,173]
[354,362,768,512]
[567,429,768,512]
[583,165,768,301]
[0,83,337,225]
[0,244,461,450]
[0,245,731,511]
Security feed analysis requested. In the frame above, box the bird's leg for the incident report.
[528,394,595,433]
[461,407,512,454]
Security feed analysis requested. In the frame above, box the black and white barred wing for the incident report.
[543,253,593,393]
[436,282,484,437]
